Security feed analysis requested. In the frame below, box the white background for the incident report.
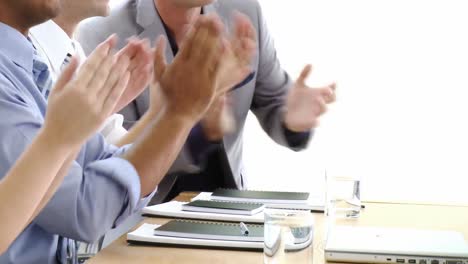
[109,0,468,205]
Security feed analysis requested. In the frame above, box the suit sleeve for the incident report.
[250,1,312,151]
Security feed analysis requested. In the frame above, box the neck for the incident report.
[0,11,30,36]
[53,16,79,38]
[154,0,202,45]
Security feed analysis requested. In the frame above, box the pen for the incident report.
[240,222,249,236]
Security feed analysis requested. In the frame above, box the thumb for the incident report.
[153,35,167,83]
[52,56,79,94]
[296,64,313,87]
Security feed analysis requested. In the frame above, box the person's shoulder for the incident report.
[0,53,18,82]
[76,0,139,53]
[0,64,20,99]
[215,0,261,19]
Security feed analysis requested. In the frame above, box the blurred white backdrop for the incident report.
[106,0,468,205]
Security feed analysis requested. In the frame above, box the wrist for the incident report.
[159,106,198,130]
[283,111,310,133]
[36,127,77,153]
[163,105,203,125]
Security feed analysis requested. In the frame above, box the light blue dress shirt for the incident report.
[0,22,155,264]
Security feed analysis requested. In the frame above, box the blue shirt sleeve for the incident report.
[0,76,154,243]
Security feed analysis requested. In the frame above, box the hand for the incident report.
[43,35,131,146]
[217,12,256,93]
[147,82,165,117]
[153,15,225,122]
[201,95,236,141]
[112,38,153,113]
[284,65,336,132]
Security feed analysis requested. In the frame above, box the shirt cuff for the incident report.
[101,155,154,226]
[282,123,312,149]
[137,186,158,209]
[187,123,222,165]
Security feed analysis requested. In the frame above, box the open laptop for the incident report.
[325,226,468,264]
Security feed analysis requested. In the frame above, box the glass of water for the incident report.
[325,175,362,219]
[264,209,315,264]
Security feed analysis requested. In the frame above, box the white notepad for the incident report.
[127,223,264,250]
[142,201,265,223]
[127,223,314,251]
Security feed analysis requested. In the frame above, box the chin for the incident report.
[29,0,62,25]
[88,2,110,18]
[97,3,110,17]
[171,0,216,8]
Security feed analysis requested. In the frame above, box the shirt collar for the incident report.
[29,20,75,75]
[135,0,217,29]
[0,22,35,73]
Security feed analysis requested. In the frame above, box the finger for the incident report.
[97,54,130,101]
[199,15,223,70]
[128,40,150,72]
[233,11,253,39]
[75,34,116,87]
[178,18,202,60]
[102,71,131,115]
[117,38,140,69]
[52,56,79,94]
[99,52,131,110]
[296,64,313,87]
[153,35,168,83]
[320,84,337,104]
[190,18,212,63]
[87,49,117,96]
[315,97,328,116]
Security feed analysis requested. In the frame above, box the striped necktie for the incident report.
[32,50,53,99]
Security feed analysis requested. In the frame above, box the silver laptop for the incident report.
[325,226,468,264]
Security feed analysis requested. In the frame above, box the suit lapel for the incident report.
[136,0,174,63]
[133,0,174,114]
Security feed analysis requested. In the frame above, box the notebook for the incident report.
[325,226,468,264]
[127,223,264,250]
[182,200,265,216]
[194,190,325,211]
[211,188,310,204]
[127,223,314,251]
[153,220,264,242]
[142,201,265,223]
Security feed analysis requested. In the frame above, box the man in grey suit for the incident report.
[77,0,336,203]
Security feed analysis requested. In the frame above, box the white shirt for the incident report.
[30,20,128,145]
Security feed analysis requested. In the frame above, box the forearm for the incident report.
[0,129,72,252]
[115,110,158,147]
[27,147,81,223]
[123,109,194,197]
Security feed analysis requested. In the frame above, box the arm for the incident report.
[123,15,226,197]
[115,84,163,147]
[0,36,138,246]
[250,2,310,150]
[252,3,336,150]
[0,129,72,254]
[26,147,80,224]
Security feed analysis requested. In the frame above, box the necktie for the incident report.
[32,50,53,99]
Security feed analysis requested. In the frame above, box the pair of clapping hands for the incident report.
[43,12,336,149]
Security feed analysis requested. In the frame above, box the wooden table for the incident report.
[88,192,468,264]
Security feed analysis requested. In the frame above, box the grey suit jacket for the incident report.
[77,0,311,199]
